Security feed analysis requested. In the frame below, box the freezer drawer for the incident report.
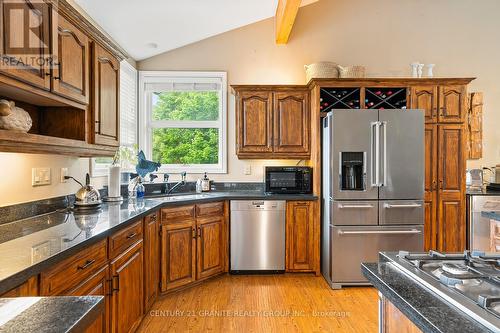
[331,225,423,283]
[332,200,378,226]
[379,200,424,225]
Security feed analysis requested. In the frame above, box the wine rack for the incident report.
[364,87,407,110]
[320,87,361,112]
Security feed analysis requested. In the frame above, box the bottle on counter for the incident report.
[201,173,210,192]
[136,177,145,198]
[196,179,203,193]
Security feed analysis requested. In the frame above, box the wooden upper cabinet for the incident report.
[437,124,465,252]
[438,85,466,123]
[160,221,196,292]
[286,201,315,272]
[410,86,438,123]
[110,240,144,333]
[236,91,273,155]
[0,0,52,90]
[52,15,89,104]
[92,43,120,147]
[196,216,225,280]
[273,91,310,155]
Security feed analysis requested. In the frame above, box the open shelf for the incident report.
[364,87,407,110]
[320,87,361,111]
[0,130,116,157]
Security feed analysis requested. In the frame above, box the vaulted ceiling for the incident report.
[74,0,317,60]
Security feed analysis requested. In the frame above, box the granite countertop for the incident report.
[481,211,500,222]
[467,188,500,196]
[0,296,104,333]
[0,191,317,294]
[362,262,494,333]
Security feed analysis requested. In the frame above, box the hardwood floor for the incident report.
[138,274,378,332]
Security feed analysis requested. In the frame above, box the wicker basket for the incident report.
[304,62,339,83]
[337,65,366,78]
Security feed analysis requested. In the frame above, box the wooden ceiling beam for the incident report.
[275,0,301,44]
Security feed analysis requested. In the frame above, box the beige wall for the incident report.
[139,0,500,176]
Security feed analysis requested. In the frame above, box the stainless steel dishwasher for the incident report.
[230,200,286,273]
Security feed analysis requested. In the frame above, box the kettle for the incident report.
[68,173,102,207]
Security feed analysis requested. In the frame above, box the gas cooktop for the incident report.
[382,250,500,332]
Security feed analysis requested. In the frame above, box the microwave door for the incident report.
[378,109,424,200]
[331,109,378,200]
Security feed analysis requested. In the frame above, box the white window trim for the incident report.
[138,71,227,174]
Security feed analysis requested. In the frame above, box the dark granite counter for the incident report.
[0,191,317,294]
[362,262,494,333]
[467,188,500,196]
[481,211,500,222]
[0,296,104,333]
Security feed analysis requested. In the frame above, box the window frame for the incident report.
[138,71,227,174]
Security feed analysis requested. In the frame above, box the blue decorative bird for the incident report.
[135,150,161,178]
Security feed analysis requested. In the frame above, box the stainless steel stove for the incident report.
[382,251,500,332]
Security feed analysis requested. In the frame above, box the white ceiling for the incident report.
[74,0,317,61]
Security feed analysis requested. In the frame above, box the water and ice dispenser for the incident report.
[340,152,365,191]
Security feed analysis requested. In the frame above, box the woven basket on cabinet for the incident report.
[304,62,339,83]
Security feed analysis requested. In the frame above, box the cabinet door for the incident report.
[437,124,466,251]
[92,43,119,146]
[143,212,159,312]
[110,241,144,333]
[196,216,225,280]
[0,276,38,297]
[67,266,109,333]
[273,91,310,156]
[438,85,466,123]
[424,124,438,251]
[52,15,89,104]
[410,86,438,123]
[286,201,314,271]
[236,91,273,156]
[0,0,52,89]
[160,221,196,292]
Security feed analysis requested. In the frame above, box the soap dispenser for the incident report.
[201,173,210,192]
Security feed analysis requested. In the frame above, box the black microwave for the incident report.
[265,166,313,194]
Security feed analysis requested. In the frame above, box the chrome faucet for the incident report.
[166,172,187,195]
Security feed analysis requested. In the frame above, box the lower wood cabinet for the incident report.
[286,201,316,272]
[0,276,38,297]
[66,266,109,333]
[109,240,144,333]
[143,211,159,311]
[380,295,422,333]
[160,202,227,293]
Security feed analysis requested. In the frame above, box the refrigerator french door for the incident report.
[321,109,424,289]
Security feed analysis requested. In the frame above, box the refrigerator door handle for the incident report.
[338,229,422,235]
[384,203,422,209]
[371,121,380,187]
[381,121,387,187]
[338,204,374,209]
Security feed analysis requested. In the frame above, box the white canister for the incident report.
[108,164,121,198]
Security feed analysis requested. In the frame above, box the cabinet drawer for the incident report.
[332,201,378,226]
[196,201,224,218]
[109,220,143,259]
[379,200,424,225]
[40,239,107,295]
[161,205,196,224]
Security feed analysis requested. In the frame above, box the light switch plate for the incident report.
[32,167,51,186]
[244,165,251,175]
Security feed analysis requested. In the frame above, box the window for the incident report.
[91,61,138,176]
[139,71,227,173]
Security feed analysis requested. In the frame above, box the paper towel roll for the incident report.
[108,165,121,198]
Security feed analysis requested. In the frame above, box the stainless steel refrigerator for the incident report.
[321,109,425,289]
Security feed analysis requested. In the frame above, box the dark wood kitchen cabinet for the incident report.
[0,276,38,297]
[410,86,438,123]
[439,85,467,123]
[0,0,52,90]
[286,201,315,272]
[160,202,227,293]
[91,43,120,147]
[109,240,144,333]
[233,87,310,159]
[53,14,90,104]
[143,211,160,311]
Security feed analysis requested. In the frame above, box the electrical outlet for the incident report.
[60,168,68,183]
[244,165,251,175]
[32,168,51,186]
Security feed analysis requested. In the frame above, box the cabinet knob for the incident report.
[192,227,196,239]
